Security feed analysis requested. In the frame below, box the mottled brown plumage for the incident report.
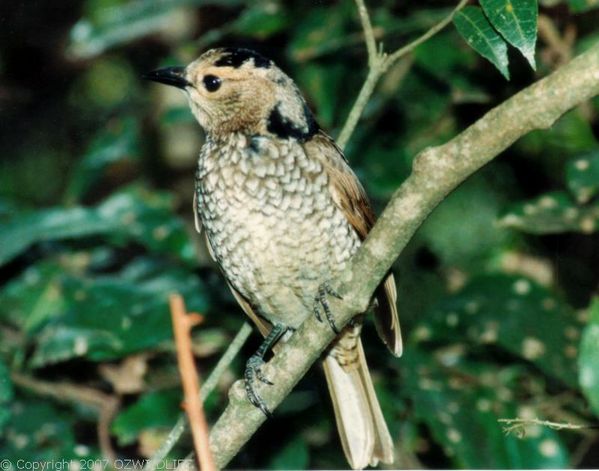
[144,47,401,469]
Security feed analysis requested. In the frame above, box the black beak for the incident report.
[142,66,190,89]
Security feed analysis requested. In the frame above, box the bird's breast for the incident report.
[195,134,360,324]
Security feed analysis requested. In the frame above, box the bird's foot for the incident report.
[244,354,273,417]
[313,281,343,334]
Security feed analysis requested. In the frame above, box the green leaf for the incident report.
[419,175,511,269]
[0,197,18,220]
[74,57,138,111]
[26,258,209,365]
[579,298,599,416]
[230,3,290,38]
[566,151,599,203]
[287,5,352,62]
[0,256,209,365]
[65,116,140,202]
[453,6,510,79]
[480,0,538,69]
[0,360,13,437]
[517,109,598,160]
[413,33,492,107]
[362,145,412,200]
[413,274,582,386]
[0,397,96,460]
[394,72,455,151]
[403,349,568,468]
[0,262,67,333]
[161,106,195,125]
[0,207,113,266]
[268,436,309,469]
[196,3,291,50]
[0,148,69,205]
[295,63,346,128]
[112,389,181,445]
[568,0,599,12]
[67,0,242,59]
[498,191,599,234]
[414,32,477,78]
[0,186,196,267]
[101,188,196,264]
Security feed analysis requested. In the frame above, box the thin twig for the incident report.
[11,372,120,462]
[498,417,599,437]
[538,14,574,66]
[353,0,378,67]
[169,294,215,471]
[337,0,468,149]
[337,67,384,150]
[384,0,469,71]
[98,396,121,463]
[144,322,252,471]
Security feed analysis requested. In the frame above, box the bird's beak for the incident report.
[142,66,190,89]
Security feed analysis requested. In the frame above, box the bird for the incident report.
[144,47,402,469]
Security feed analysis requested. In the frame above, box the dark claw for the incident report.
[313,304,323,323]
[324,284,343,300]
[244,355,273,417]
[314,282,341,334]
[256,368,274,386]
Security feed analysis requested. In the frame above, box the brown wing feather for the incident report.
[227,282,273,338]
[303,131,402,357]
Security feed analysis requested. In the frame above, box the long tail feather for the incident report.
[323,338,394,469]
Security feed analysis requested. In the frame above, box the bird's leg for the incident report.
[244,323,287,417]
[313,281,343,334]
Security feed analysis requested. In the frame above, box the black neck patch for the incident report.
[214,48,272,69]
[266,102,319,142]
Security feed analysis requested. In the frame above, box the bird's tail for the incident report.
[323,333,394,469]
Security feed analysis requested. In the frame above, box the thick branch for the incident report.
[209,43,599,468]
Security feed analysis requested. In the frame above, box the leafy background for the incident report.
[1,0,599,468]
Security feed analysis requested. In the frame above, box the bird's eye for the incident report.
[202,74,222,92]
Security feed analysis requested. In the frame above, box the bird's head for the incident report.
[144,48,318,141]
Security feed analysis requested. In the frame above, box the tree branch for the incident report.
[11,372,120,462]
[337,0,468,149]
[383,0,469,72]
[353,0,378,67]
[208,42,599,469]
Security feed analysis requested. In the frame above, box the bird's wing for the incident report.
[227,282,273,338]
[303,131,402,356]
